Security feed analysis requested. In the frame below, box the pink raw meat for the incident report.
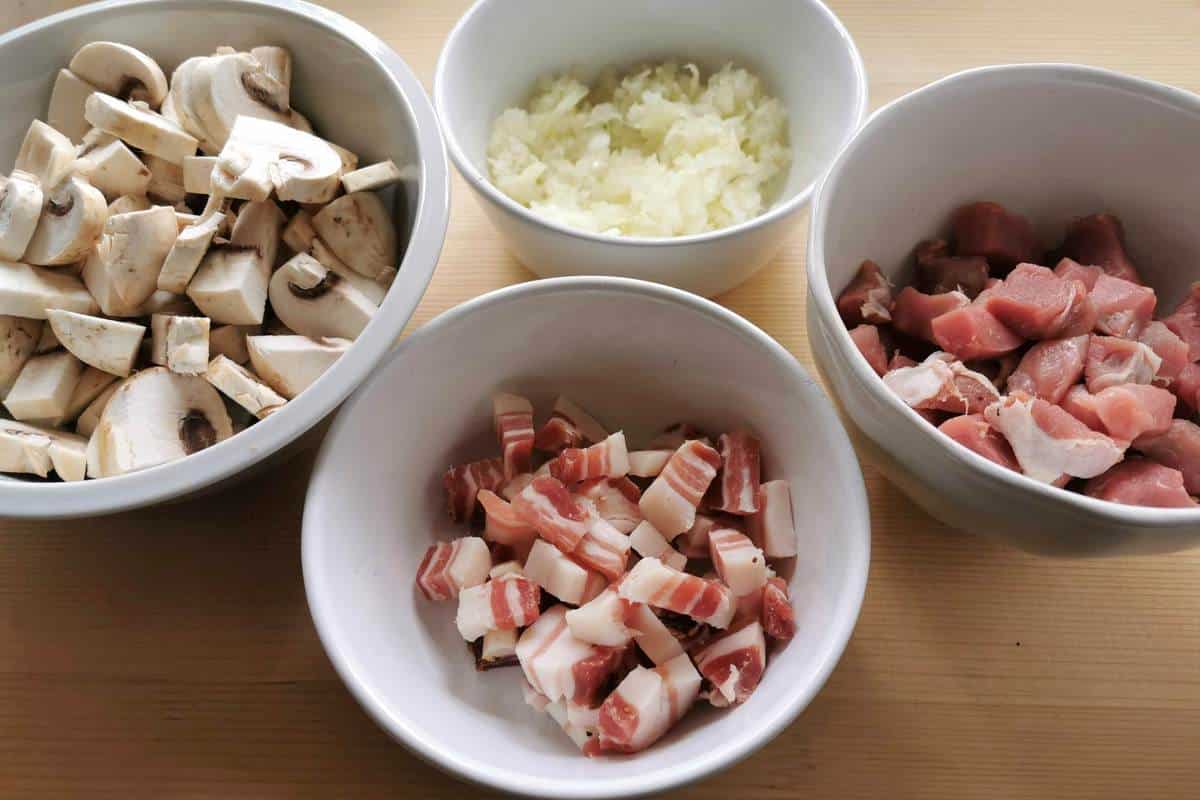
[951,201,1039,272]
[883,352,999,415]
[837,260,894,326]
[916,254,990,298]
[938,413,1020,471]
[849,324,889,376]
[1171,363,1200,412]
[1053,258,1103,290]
[892,287,969,342]
[1162,282,1200,360]
[1084,458,1195,508]
[1089,274,1156,339]
[1089,384,1176,443]
[1134,419,1200,494]
[984,395,1125,483]
[1084,335,1162,392]
[1060,385,1105,432]
[930,304,1023,360]
[1139,321,1189,385]
[1058,213,1143,284]
[985,263,1096,340]
[1005,335,1089,403]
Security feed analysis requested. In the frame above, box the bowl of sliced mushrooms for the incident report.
[0,0,449,517]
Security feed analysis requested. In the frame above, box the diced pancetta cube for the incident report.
[648,423,710,450]
[552,396,609,445]
[951,201,1039,272]
[984,263,1096,340]
[627,449,674,478]
[1134,419,1200,494]
[489,560,525,579]
[522,678,551,712]
[1005,335,1090,404]
[938,413,1020,471]
[1089,274,1155,339]
[543,699,597,752]
[516,605,629,706]
[1087,384,1176,443]
[1083,458,1195,508]
[513,476,590,553]
[836,259,894,326]
[477,627,519,669]
[575,477,642,533]
[712,430,761,515]
[534,416,584,453]
[523,539,605,606]
[882,352,999,415]
[572,517,631,582]
[638,440,722,536]
[746,480,797,558]
[708,528,768,597]
[624,603,686,665]
[550,431,631,483]
[892,286,969,342]
[930,304,1023,361]
[1139,322,1189,385]
[675,511,728,559]
[618,557,735,629]
[629,520,688,571]
[493,393,534,480]
[1059,213,1143,284]
[415,536,491,601]
[456,575,541,641]
[694,622,767,707]
[984,395,1126,483]
[442,458,506,522]
[1163,282,1200,360]
[1053,258,1102,290]
[500,473,534,502]
[596,653,700,754]
[478,489,537,555]
[1084,335,1162,392]
[849,324,889,377]
[916,254,990,299]
[761,577,796,642]
[566,588,636,647]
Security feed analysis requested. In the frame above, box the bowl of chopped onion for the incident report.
[433,0,867,297]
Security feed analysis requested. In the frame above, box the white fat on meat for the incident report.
[984,395,1125,483]
[571,516,631,581]
[708,527,768,596]
[695,622,767,707]
[415,537,491,601]
[618,557,735,629]
[638,440,722,536]
[629,520,688,571]
[544,699,595,751]
[565,588,636,647]
[481,628,518,662]
[883,351,998,412]
[523,539,605,606]
[489,560,525,580]
[624,603,685,665]
[597,653,701,754]
[627,449,673,477]
[746,480,798,558]
[455,575,540,641]
[515,605,599,702]
[553,395,609,444]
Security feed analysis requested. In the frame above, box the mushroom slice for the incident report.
[182,155,217,194]
[84,92,198,164]
[0,260,97,318]
[214,116,343,204]
[69,42,169,108]
[281,209,316,253]
[193,52,296,150]
[150,314,210,375]
[209,324,253,364]
[144,155,187,204]
[186,200,282,325]
[165,57,220,154]
[89,367,233,477]
[34,323,59,354]
[341,160,405,194]
[14,120,75,187]
[157,211,225,293]
[205,354,286,419]
[75,380,118,437]
[63,366,118,423]
[269,253,375,340]
[72,139,152,200]
[101,206,180,306]
[108,194,152,215]
[0,171,45,261]
[0,420,53,477]
[47,69,99,143]
[76,127,116,157]
[46,309,145,377]
[250,46,292,112]
[0,315,41,395]
[81,238,146,318]
[311,192,397,279]
[2,350,84,424]
[246,334,349,399]
[22,176,108,267]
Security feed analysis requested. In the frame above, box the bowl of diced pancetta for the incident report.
[808,63,1200,555]
[302,277,870,797]
[0,0,449,517]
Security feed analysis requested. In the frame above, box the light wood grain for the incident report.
[3,1,1200,798]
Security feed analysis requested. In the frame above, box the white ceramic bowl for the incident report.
[303,277,870,798]
[434,0,866,297]
[808,63,1200,556]
[0,0,449,518]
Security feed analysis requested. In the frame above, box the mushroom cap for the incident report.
[268,253,374,340]
[69,42,169,108]
[215,116,343,204]
[22,176,108,267]
[15,120,76,188]
[246,334,349,399]
[311,192,398,280]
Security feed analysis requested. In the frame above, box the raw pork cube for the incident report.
[916,254,990,298]
[930,304,1023,361]
[938,413,1020,471]
[1089,274,1156,339]
[1139,322,1190,385]
[1005,335,1089,404]
[596,653,700,754]
[456,576,541,641]
[984,395,1125,483]
[984,263,1095,340]
[523,539,605,606]
[746,480,797,558]
[1083,459,1195,508]
[565,588,636,647]
[1163,282,1200,360]
[712,430,761,515]
[761,577,796,642]
[1058,213,1143,284]
[694,622,767,707]
[892,287,969,342]
[1172,363,1200,412]
[950,201,1039,272]
[882,352,999,415]
[836,260,894,326]
[1053,258,1103,290]
[1060,385,1104,432]
[618,557,736,629]
[512,476,591,553]
[1084,335,1162,392]
[442,458,506,522]
[638,440,722,536]
[415,537,491,601]
[493,393,534,480]
[516,605,629,706]
[1134,419,1200,494]
[849,324,889,376]
[707,528,768,597]
[1089,384,1176,443]
[550,431,631,483]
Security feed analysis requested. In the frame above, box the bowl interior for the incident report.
[303,280,869,797]
[438,0,864,216]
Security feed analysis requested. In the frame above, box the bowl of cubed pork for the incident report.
[0,0,449,517]
[302,277,870,797]
[808,62,1200,556]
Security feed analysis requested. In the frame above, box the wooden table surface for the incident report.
[4,0,1200,797]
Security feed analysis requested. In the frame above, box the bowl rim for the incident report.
[302,275,872,798]
[431,0,868,249]
[808,61,1200,527]
[0,0,450,518]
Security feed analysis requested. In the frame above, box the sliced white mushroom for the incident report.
[2,350,83,424]
[0,420,53,477]
[208,324,254,364]
[249,46,292,112]
[99,206,179,307]
[0,260,97,319]
[84,92,198,164]
[139,290,196,317]
[214,116,343,204]
[34,323,59,354]
[340,160,404,194]
[150,314,210,375]
[22,176,108,267]
[46,309,145,377]
[88,367,233,477]
[47,69,99,143]
[63,366,117,423]
[108,193,152,215]
[72,139,152,200]
[268,253,374,340]
[194,52,295,150]
[182,155,217,194]
[157,211,225,293]
[165,57,221,155]
[0,171,45,261]
[75,380,118,437]
[81,238,143,318]
[46,428,88,481]
[205,354,287,419]
[311,192,397,279]
[76,127,116,157]
[14,120,75,188]
[281,209,316,253]
[186,200,282,324]
[144,154,187,204]
[0,315,41,396]
[69,42,169,108]
[246,334,349,399]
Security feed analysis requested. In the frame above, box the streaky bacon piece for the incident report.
[951,201,1039,273]
[1053,257,1103,290]
[516,605,628,706]
[1085,334,1162,393]
[1090,384,1176,443]
[849,324,889,376]
[882,352,999,415]
[565,588,636,647]
[550,431,631,483]
[415,536,491,601]
[596,653,700,754]
[761,577,796,642]
[694,622,767,707]
[1134,419,1200,494]
[917,254,990,299]
[513,476,590,553]
[1060,385,1104,431]
[493,393,535,480]
[1059,213,1143,284]
[523,539,604,606]
[1163,282,1200,360]
[629,520,688,571]
[478,490,537,557]
[477,628,519,670]
[984,263,1095,340]
[746,480,797,558]
[938,414,1020,472]
[572,517,631,582]
[500,473,534,502]
[542,698,598,752]
[534,415,583,453]
[627,450,674,478]
[489,560,524,580]
[1083,458,1195,508]
[576,476,642,533]
[930,303,1024,361]
[456,575,541,641]
[1005,335,1090,404]
[836,259,894,326]
[892,286,970,342]
[624,603,685,665]
[673,511,728,559]
[638,439,722,536]
[443,458,505,522]
[984,395,1125,483]
[1090,274,1156,339]
[708,528,768,596]
[1139,322,1190,385]
[713,430,761,515]
[552,396,609,445]
[648,423,710,450]
[618,557,735,629]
